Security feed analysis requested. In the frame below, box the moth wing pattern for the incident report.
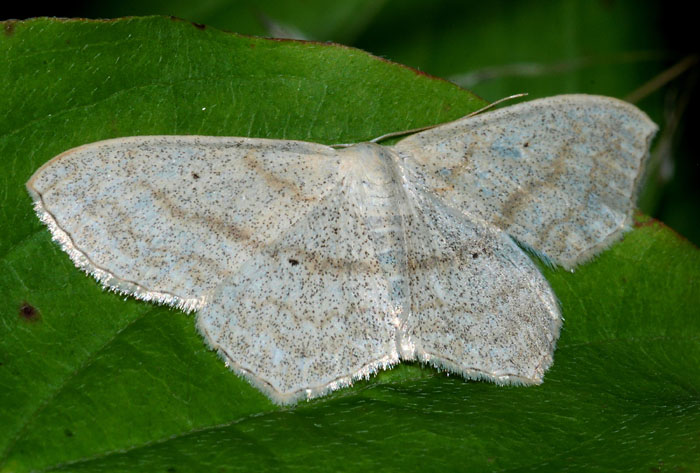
[398,185,560,384]
[394,95,657,268]
[27,135,342,310]
[197,181,400,404]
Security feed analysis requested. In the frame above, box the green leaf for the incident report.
[1,17,698,473]
[82,0,387,44]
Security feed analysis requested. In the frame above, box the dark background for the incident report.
[4,0,698,244]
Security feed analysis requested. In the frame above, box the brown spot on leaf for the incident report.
[168,16,205,30]
[633,213,688,243]
[633,213,657,228]
[19,302,40,322]
[4,20,17,36]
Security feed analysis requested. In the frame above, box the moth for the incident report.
[27,95,657,404]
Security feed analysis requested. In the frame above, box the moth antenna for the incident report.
[461,93,529,119]
[362,93,529,144]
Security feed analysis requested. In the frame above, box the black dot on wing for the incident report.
[523,142,529,148]
[288,258,300,266]
[472,253,479,259]
[192,172,200,179]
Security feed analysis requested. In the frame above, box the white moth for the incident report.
[26,95,657,404]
